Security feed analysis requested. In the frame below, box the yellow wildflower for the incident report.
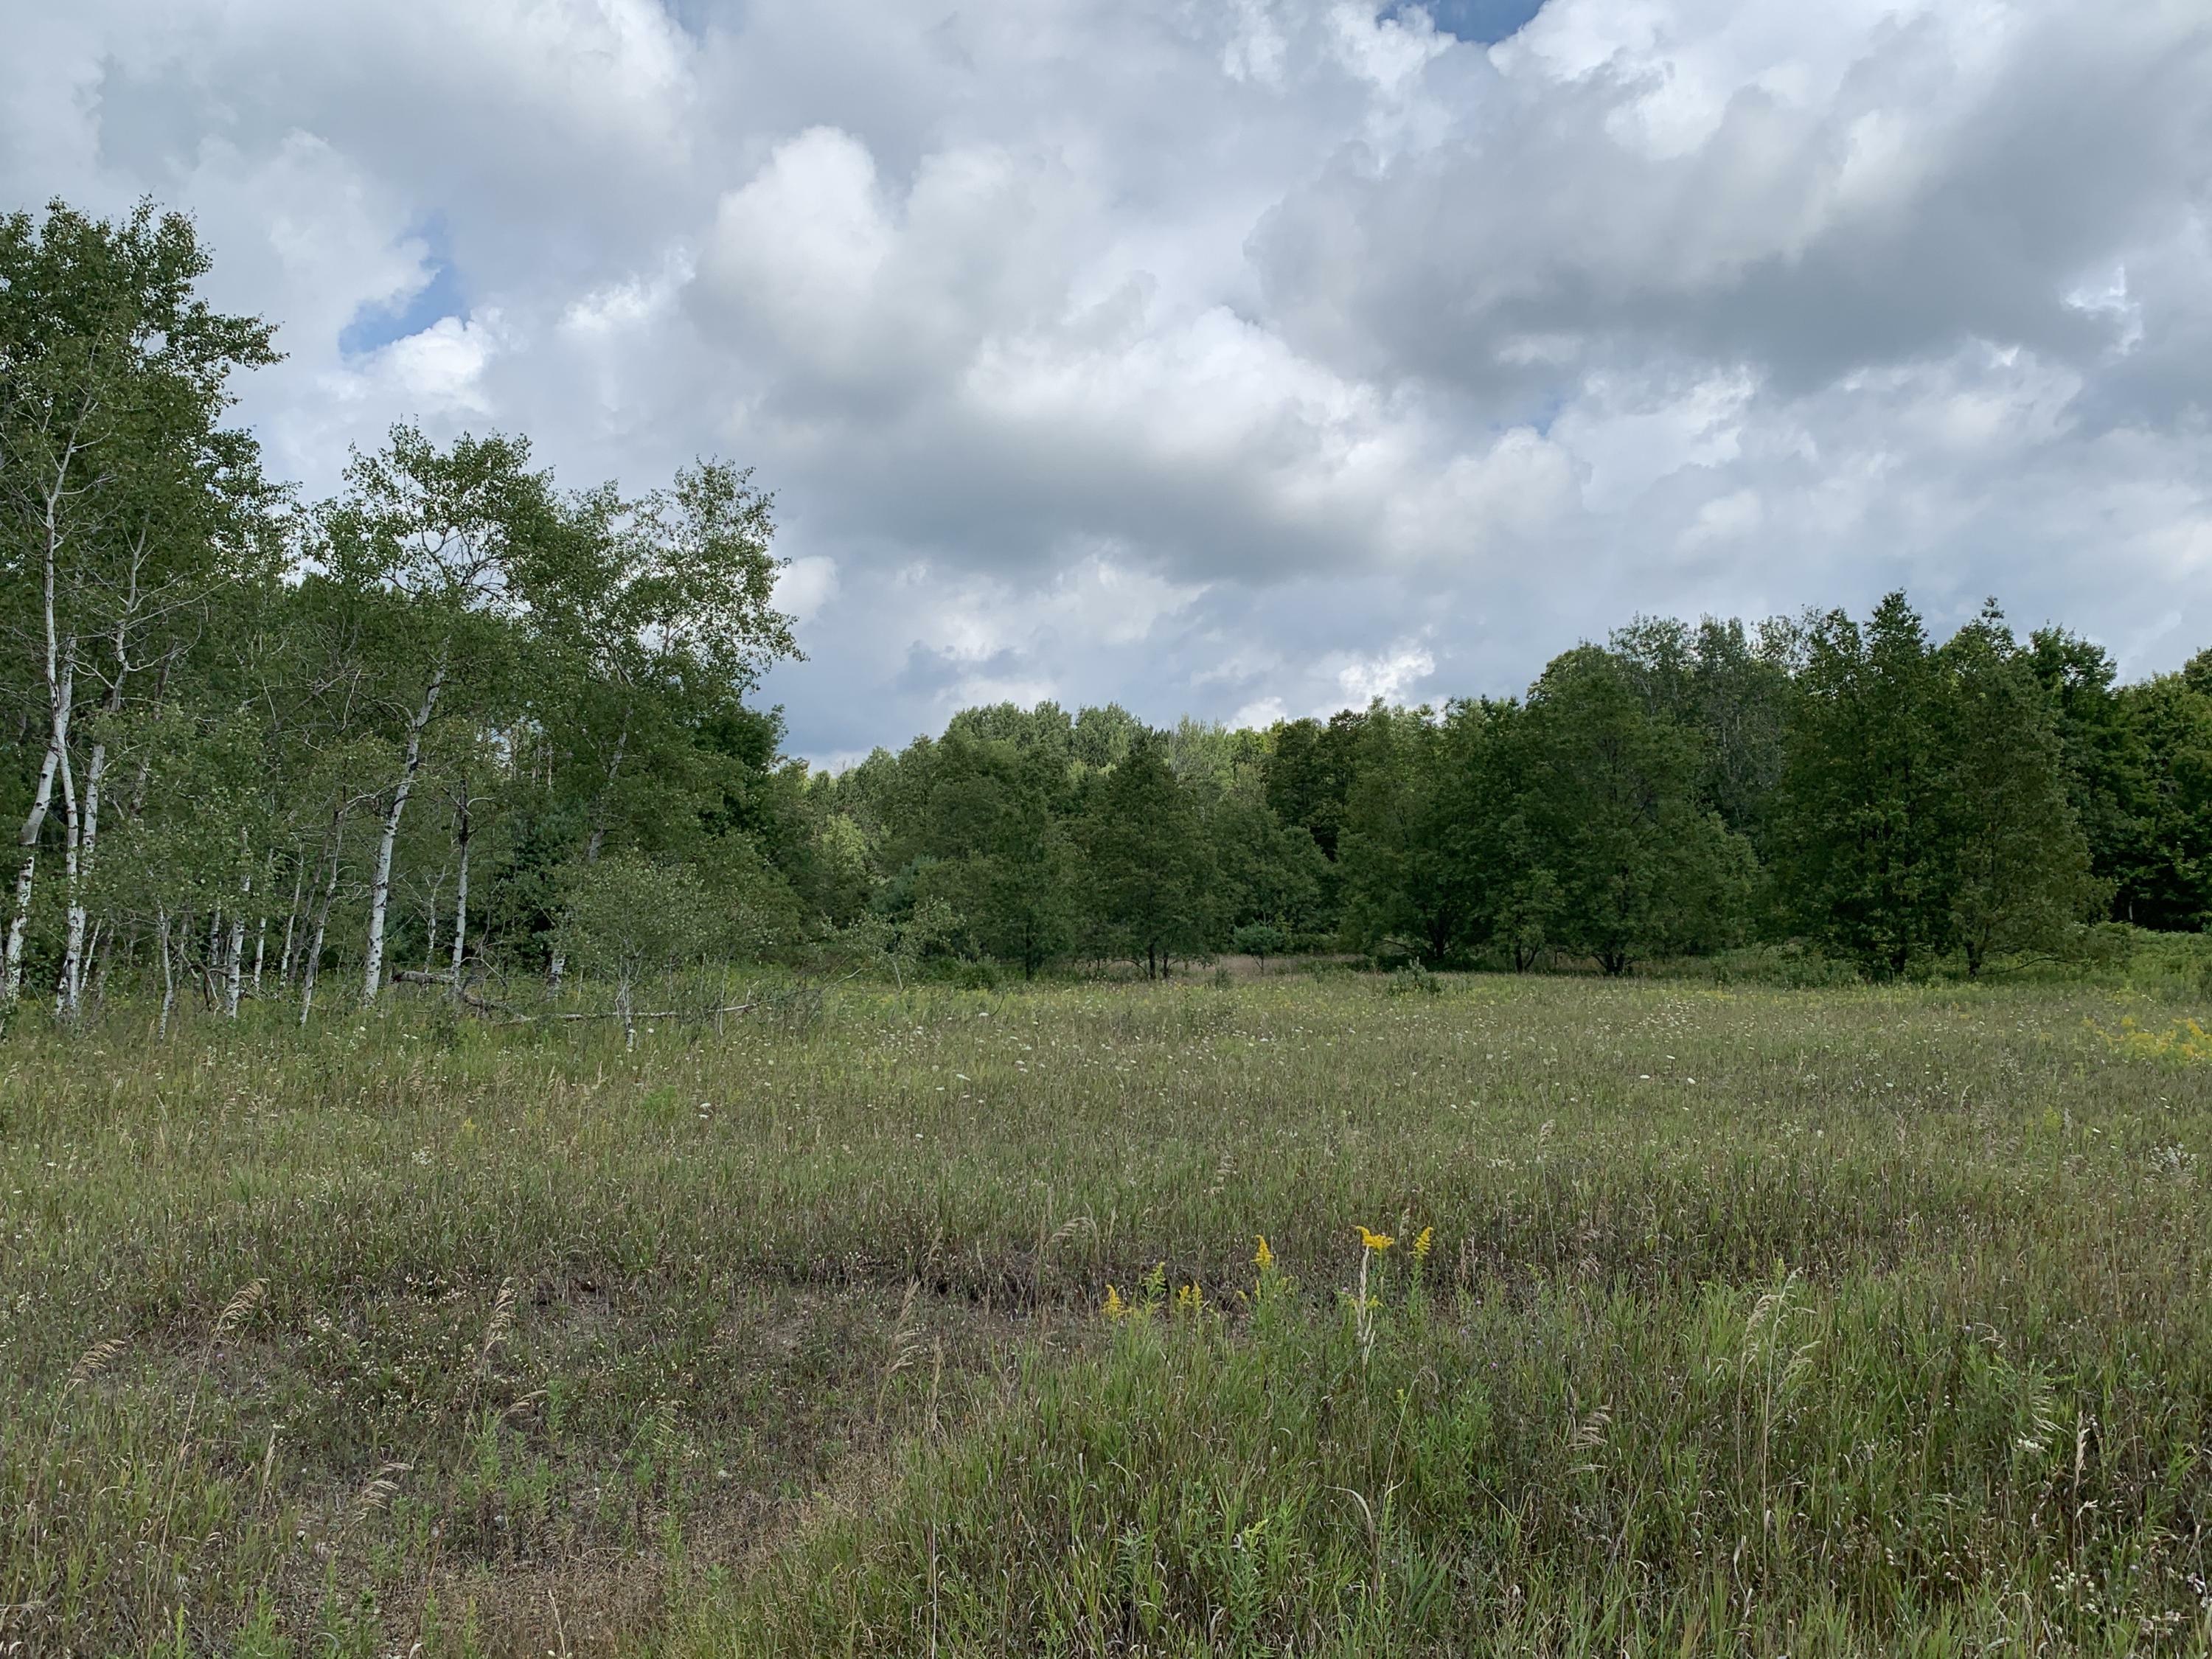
[2090,1014,2212,1064]
[1355,1225,1394,1253]
[1253,1234,1275,1271]
[1175,1281,1204,1314]
[1412,1226,1433,1261]
[1102,1284,1128,1321]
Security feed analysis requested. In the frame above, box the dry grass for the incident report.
[2,970,2209,1653]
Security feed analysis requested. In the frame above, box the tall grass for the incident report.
[705,1252,2212,1654]
[2,973,2208,1653]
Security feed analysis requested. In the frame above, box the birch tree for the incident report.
[0,200,276,1012]
[535,462,795,986]
[316,426,555,1006]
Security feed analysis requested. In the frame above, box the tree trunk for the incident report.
[7,442,87,1008]
[299,811,347,1028]
[279,865,304,989]
[56,733,113,1016]
[451,787,473,991]
[156,907,175,1037]
[549,707,630,992]
[361,657,448,1007]
[3,655,72,1006]
[90,919,114,1008]
[224,838,249,1018]
[57,551,144,1019]
[48,734,80,1018]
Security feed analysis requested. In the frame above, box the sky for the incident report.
[4,0,2209,765]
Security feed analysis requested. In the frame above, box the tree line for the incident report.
[810,603,2211,982]
[7,198,2212,1022]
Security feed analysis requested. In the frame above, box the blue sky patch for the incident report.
[338,226,468,357]
[1385,0,1547,45]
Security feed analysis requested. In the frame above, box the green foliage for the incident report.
[2027,626,2157,914]
[2113,667,2212,928]
[1263,709,1367,861]
[1773,595,2101,978]
[1609,613,1795,846]
[1771,593,1952,974]
[1079,733,1214,978]
[1338,703,1486,964]
[1517,647,1753,973]
[555,853,714,1023]
[1228,921,1288,967]
[1206,793,1327,937]
[1938,605,2104,975]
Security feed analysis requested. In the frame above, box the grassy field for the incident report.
[4,972,2211,1655]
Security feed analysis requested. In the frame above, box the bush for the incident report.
[1659,942,1864,988]
[1230,922,1290,969]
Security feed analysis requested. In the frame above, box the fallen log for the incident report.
[388,968,759,1024]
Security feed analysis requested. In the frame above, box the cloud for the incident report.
[1254,1,2212,397]
[1336,641,1439,707]
[5,0,2210,764]
[773,555,841,625]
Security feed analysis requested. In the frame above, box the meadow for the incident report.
[3,970,2211,1656]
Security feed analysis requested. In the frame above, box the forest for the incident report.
[9,196,2212,1029]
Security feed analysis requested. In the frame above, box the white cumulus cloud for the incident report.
[4,0,2208,762]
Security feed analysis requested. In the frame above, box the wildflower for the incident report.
[1102,1284,1129,1321]
[1356,1225,1394,1253]
[1175,1282,1204,1314]
[1253,1234,1275,1271]
[1412,1226,1433,1262]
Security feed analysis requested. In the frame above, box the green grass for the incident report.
[4,973,2210,1654]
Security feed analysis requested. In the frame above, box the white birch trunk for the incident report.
[55,734,105,1017]
[4,758,58,1004]
[279,865,304,989]
[451,790,472,991]
[299,815,346,1028]
[88,917,111,1007]
[361,656,448,1007]
[156,907,175,1037]
[49,734,80,1018]
[4,658,71,1007]
[223,842,248,1018]
[58,538,145,1019]
[6,431,85,1008]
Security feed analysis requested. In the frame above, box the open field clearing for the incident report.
[4,974,2211,1656]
